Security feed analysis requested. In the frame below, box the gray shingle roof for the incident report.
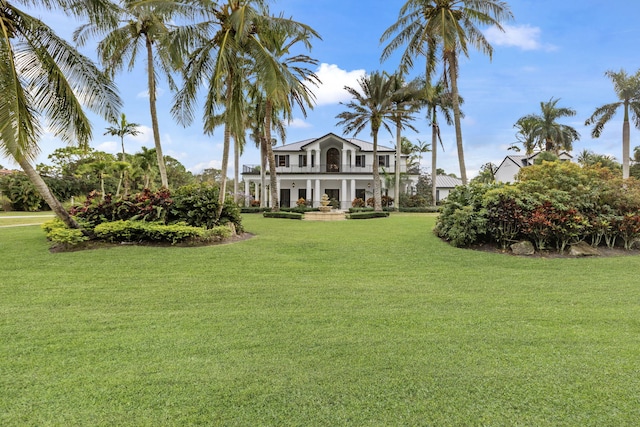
[273,133,395,152]
[436,174,463,188]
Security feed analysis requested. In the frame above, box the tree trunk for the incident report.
[394,120,401,212]
[623,103,630,179]
[372,129,382,212]
[146,37,168,188]
[264,100,280,211]
[448,53,467,185]
[17,157,87,234]
[216,79,233,220]
[233,134,239,203]
[260,139,266,207]
[431,112,438,206]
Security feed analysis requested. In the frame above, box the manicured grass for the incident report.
[0,211,54,227]
[1,213,639,425]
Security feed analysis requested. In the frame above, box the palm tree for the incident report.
[75,0,189,188]
[419,79,454,206]
[512,116,539,154]
[104,113,140,195]
[381,0,513,185]
[1,0,121,230]
[389,74,421,211]
[336,71,414,212]
[104,113,140,160]
[585,69,640,179]
[518,98,580,154]
[252,18,320,212]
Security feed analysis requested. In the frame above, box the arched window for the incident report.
[326,148,340,172]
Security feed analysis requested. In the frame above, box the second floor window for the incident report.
[277,155,289,167]
[299,155,307,167]
[378,155,389,167]
[355,155,366,167]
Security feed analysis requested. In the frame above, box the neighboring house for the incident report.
[494,151,573,183]
[242,133,420,209]
[435,174,463,203]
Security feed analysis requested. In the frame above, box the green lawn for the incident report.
[0,211,54,227]
[1,213,639,425]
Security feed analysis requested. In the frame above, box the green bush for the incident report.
[169,184,242,231]
[94,220,204,244]
[437,163,640,252]
[349,207,374,213]
[241,207,271,213]
[347,211,390,219]
[263,212,303,220]
[41,218,88,247]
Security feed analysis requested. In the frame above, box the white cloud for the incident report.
[96,141,119,153]
[189,159,222,174]
[484,24,556,51]
[310,63,366,106]
[287,118,312,129]
[129,125,153,144]
[136,87,166,99]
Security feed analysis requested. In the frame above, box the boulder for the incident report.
[569,241,600,257]
[511,240,535,256]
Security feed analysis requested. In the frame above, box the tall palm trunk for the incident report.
[216,79,233,220]
[17,158,87,234]
[394,119,401,212]
[623,101,630,179]
[372,128,382,212]
[260,139,266,207]
[145,37,168,188]
[431,110,438,206]
[264,100,279,211]
[448,53,467,185]
[233,134,239,203]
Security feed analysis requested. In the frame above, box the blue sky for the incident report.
[5,0,640,179]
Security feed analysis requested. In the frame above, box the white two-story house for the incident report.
[242,133,420,209]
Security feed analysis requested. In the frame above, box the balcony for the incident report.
[242,163,417,175]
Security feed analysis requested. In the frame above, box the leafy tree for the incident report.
[381,0,513,185]
[337,71,414,212]
[472,162,498,184]
[511,116,539,154]
[517,98,580,153]
[576,149,621,174]
[1,0,120,229]
[585,69,640,179]
[75,0,190,188]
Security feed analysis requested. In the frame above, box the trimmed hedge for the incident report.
[263,211,303,220]
[241,207,271,213]
[94,220,204,244]
[347,211,390,219]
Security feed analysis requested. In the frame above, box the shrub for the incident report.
[347,211,389,219]
[352,198,365,208]
[41,218,88,247]
[349,207,374,213]
[169,184,242,231]
[435,183,494,246]
[399,193,428,208]
[263,211,303,220]
[241,207,271,213]
[94,220,204,244]
[296,198,306,207]
[366,195,394,208]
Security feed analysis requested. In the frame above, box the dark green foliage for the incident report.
[169,184,242,231]
[263,211,303,219]
[349,207,374,213]
[94,220,204,244]
[437,162,640,251]
[241,207,272,213]
[435,183,494,246]
[70,189,173,228]
[281,206,319,213]
[347,211,390,219]
[399,193,428,208]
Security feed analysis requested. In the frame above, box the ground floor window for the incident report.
[298,189,307,201]
[355,189,366,200]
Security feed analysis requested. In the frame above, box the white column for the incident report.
[244,180,249,204]
[350,179,356,204]
[314,179,321,208]
[342,148,348,170]
[341,179,347,210]
[306,179,312,204]
[306,150,312,171]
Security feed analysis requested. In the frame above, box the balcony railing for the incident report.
[242,163,418,175]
